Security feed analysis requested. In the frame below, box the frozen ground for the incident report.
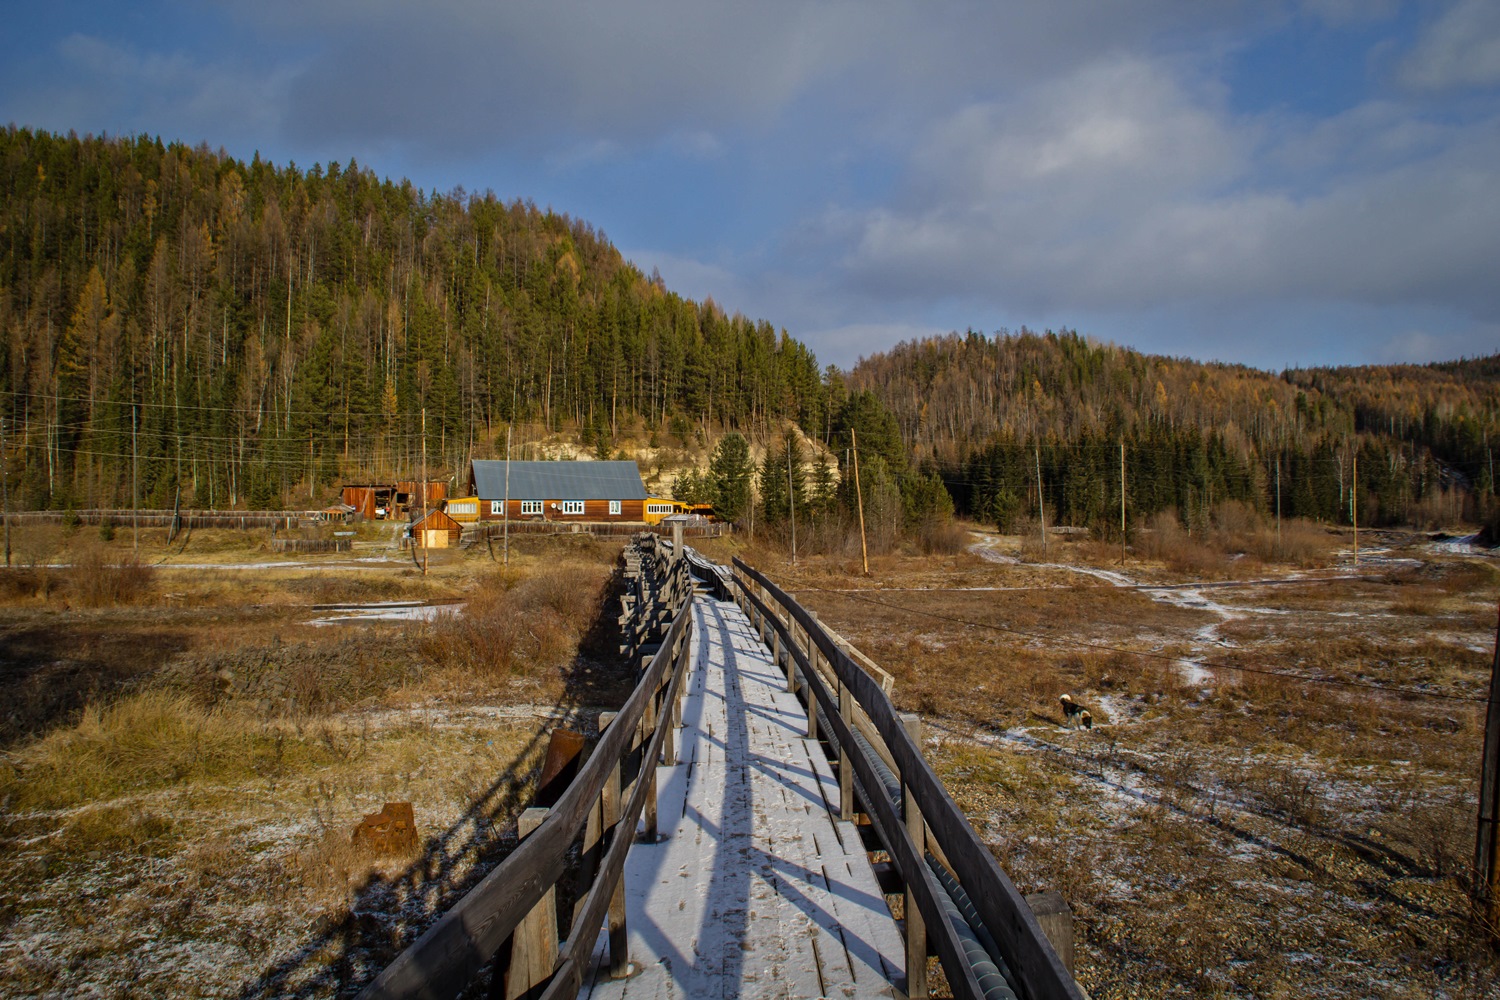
[0,702,571,998]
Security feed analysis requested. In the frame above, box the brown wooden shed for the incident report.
[409,507,463,548]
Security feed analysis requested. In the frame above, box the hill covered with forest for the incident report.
[2,128,1496,541]
[0,127,826,510]
[846,330,1498,535]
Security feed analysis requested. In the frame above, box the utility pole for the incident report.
[503,424,511,567]
[1035,443,1047,555]
[1119,439,1126,567]
[1275,453,1282,554]
[787,447,797,566]
[851,428,869,576]
[420,406,428,515]
[1476,599,1500,939]
[1352,448,1359,569]
[132,405,139,551]
[1487,433,1494,503]
[1,416,10,568]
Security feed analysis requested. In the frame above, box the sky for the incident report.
[2,0,1498,372]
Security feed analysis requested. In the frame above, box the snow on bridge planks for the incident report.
[584,592,906,999]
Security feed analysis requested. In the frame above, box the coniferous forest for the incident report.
[0,128,824,511]
[847,331,1499,536]
[2,128,1497,539]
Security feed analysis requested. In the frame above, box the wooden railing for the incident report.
[618,533,694,663]
[732,556,1086,1000]
[358,535,694,1000]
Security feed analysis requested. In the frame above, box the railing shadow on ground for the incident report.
[233,567,634,1000]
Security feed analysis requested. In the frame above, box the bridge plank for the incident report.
[583,594,904,999]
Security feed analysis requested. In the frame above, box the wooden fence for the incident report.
[358,534,694,1000]
[732,556,1085,1000]
[463,520,730,545]
[269,538,352,554]
[2,508,328,530]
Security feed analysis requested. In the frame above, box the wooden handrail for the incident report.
[359,537,694,1000]
[733,557,1085,1000]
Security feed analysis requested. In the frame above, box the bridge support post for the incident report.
[900,713,928,1000]
[674,627,690,734]
[639,698,659,843]
[1025,891,1075,975]
[504,808,559,1000]
[661,678,677,769]
[599,713,632,979]
[795,635,811,697]
[756,582,770,643]
[839,680,855,821]
[797,612,819,694]
[662,627,688,767]
[806,675,820,741]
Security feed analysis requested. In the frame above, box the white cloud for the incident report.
[8,1,1496,370]
[26,34,292,148]
[1399,0,1500,92]
[205,0,1258,157]
[833,51,1500,325]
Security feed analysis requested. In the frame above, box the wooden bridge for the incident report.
[359,534,1085,1000]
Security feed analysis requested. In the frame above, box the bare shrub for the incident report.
[1014,515,1046,560]
[417,560,609,680]
[0,567,48,602]
[1234,516,1335,567]
[1210,499,1262,538]
[68,547,156,606]
[913,517,968,555]
[1243,761,1326,828]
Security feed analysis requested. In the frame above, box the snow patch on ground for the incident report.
[308,600,463,626]
[1424,533,1497,555]
[968,533,1241,685]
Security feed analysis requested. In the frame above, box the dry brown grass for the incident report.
[911,517,970,555]
[0,533,633,998]
[779,538,1499,998]
[414,558,612,692]
[1,691,297,809]
[1130,507,1338,576]
[67,547,157,607]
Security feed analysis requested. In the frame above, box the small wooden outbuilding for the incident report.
[409,507,463,548]
[342,481,449,520]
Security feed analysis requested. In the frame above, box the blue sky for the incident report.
[3,0,1498,371]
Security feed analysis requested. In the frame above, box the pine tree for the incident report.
[708,432,752,522]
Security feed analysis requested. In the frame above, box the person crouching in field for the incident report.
[1060,693,1093,730]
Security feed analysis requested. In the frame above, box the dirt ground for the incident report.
[0,524,631,998]
[747,526,1500,999]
